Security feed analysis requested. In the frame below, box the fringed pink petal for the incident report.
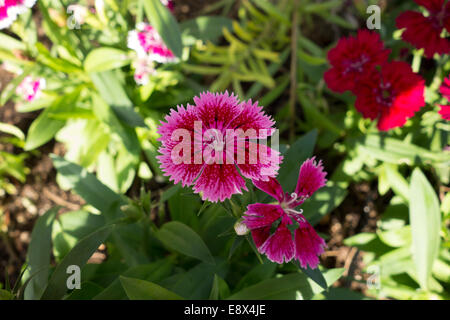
[193,164,247,202]
[294,220,326,269]
[157,142,204,187]
[259,220,295,264]
[250,177,285,203]
[236,142,282,182]
[251,227,271,249]
[228,99,275,133]
[294,157,327,200]
[157,104,198,145]
[243,203,284,229]
[194,91,241,131]
[438,105,450,121]
[440,77,450,101]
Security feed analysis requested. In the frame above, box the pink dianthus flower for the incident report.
[243,158,327,268]
[157,92,282,202]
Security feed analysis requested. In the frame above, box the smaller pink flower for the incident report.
[132,57,156,85]
[16,76,45,102]
[127,22,176,63]
[243,157,327,268]
[439,76,450,121]
[0,0,36,29]
[67,4,88,26]
[160,0,175,12]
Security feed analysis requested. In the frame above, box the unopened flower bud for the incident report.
[234,220,249,236]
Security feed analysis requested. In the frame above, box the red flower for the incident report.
[439,76,450,120]
[396,0,450,58]
[354,61,425,131]
[324,30,390,93]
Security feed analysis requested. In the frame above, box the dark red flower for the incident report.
[396,0,450,58]
[354,61,425,131]
[324,30,390,93]
[439,76,450,120]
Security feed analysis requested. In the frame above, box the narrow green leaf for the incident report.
[84,48,131,72]
[277,130,317,191]
[41,225,114,300]
[120,276,184,300]
[24,207,59,300]
[180,16,232,45]
[90,72,146,128]
[156,221,215,264]
[0,123,25,140]
[209,274,220,300]
[228,268,344,300]
[409,168,441,290]
[94,259,173,300]
[24,89,81,150]
[51,155,125,220]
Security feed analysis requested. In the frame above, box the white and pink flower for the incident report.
[0,0,36,29]
[132,57,156,85]
[160,0,174,12]
[16,76,45,102]
[127,22,176,63]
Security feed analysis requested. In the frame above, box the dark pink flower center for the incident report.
[280,193,306,220]
[428,6,447,30]
[374,82,394,107]
[342,54,370,75]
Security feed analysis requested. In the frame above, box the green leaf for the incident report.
[298,265,327,290]
[142,0,183,58]
[156,221,215,264]
[159,261,228,299]
[302,181,348,226]
[93,260,173,300]
[40,224,115,300]
[51,155,125,221]
[90,72,146,128]
[66,282,104,300]
[35,43,82,74]
[180,16,232,45]
[120,276,184,300]
[0,289,14,300]
[84,48,131,72]
[168,187,200,228]
[228,268,344,300]
[0,123,25,140]
[277,130,317,191]
[356,134,450,165]
[23,207,59,300]
[235,263,277,291]
[0,32,26,51]
[251,0,290,25]
[409,168,441,291]
[383,163,409,201]
[24,88,82,150]
[377,226,411,248]
[209,274,220,300]
[52,210,106,260]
